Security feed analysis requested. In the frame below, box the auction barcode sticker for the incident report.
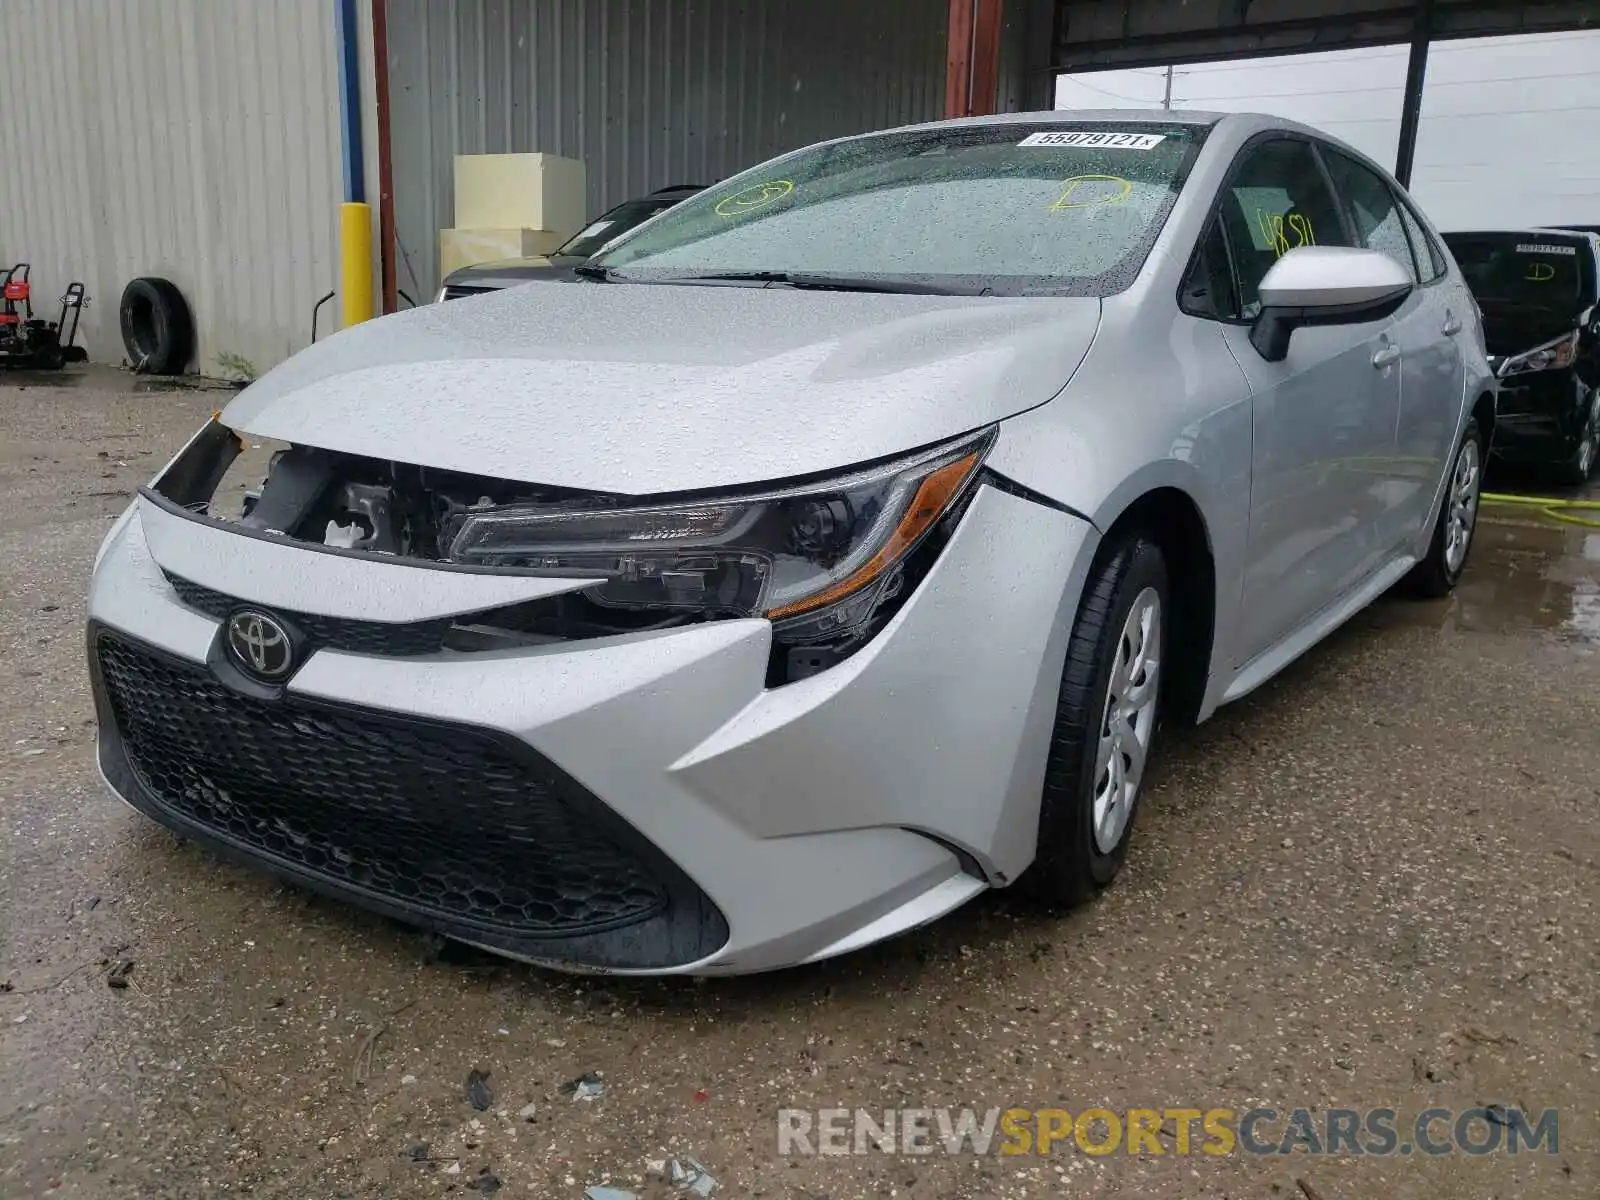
[1516,243,1577,255]
[1019,131,1166,150]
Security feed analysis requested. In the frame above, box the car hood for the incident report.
[443,255,580,289]
[224,282,1101,495]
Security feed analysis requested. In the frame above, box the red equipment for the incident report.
[0,264,88,369]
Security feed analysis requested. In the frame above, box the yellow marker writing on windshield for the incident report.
[1526,261,1556,282]
[1047,175,1132,210]
[714,179,794,217]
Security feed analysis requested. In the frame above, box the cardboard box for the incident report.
[439,228,571,279]
[453,153,587,235]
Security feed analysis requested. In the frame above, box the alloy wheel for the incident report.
[1092,587,1161,855]
[1580,399,1599,479]
[1444,438,1481,575]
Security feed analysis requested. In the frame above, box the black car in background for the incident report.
[1442,228,1600,483]
[437,184,705,301]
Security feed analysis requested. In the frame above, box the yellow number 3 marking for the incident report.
[1047,175,1133,210]
[714,179,794,217]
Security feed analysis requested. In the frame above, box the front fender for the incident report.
[988,387,1252,726]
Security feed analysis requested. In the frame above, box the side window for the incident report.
[1215,138,1353,318]
[1180,217,1240,320]
[1321,148,1419,283]
[1395,196,1446,282]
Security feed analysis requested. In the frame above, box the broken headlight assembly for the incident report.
[1497,330,1579,378]
[444,429,994,653]
[147,420,993,683]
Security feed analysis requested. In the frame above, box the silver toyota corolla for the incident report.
[88,110,1494,975]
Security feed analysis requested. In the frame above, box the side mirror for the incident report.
[1250,246,1414,362]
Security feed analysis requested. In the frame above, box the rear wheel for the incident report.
[1405,418,1483,598]
[1024,532,1167,907]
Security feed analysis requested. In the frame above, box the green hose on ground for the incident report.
[1480,491,1600,529]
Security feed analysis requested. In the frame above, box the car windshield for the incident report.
[1443,233,1591,310]
[591,123,1206,295]
[558,195,692,258]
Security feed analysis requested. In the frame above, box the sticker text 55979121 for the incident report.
[1018,131,1166,150]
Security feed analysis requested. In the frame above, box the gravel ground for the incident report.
[1,366,1597,1199]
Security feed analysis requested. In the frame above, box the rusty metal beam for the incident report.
[372,0,398,315]
[969,0,1005,116]
[945,0,975,117]
[947,0,1006,117]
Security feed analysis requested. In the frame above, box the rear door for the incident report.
[1213,136,1404,663]
[1321,147,1460,550]
[1395,197,1471,511]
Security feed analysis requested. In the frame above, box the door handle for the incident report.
[1372,344,1402,369]
[1442,311,1463,337]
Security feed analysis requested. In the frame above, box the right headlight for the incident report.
[1498,330,1579,378]
[445,428,994,643]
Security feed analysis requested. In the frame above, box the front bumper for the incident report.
[1489,369,1592,463]
[88,484,1094,974]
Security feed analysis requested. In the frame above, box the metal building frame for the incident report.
[1041,0,1598,185]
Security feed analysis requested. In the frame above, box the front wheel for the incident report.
[1023,532,1168,907]
[1559,393,1598,486]
[1405,418,1484,598]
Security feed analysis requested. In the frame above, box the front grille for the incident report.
[165,573,450,656]
[95,632,673,939]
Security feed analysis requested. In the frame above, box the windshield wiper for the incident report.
[664,271,988,296]
[572,264,616,282]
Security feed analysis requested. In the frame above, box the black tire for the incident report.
[1558,394,1598,487]
[1405,418,1484,598]
[119,277,193,375]
[1023,532,1169,907]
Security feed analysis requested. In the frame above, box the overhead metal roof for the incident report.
[1050,0,1599,71]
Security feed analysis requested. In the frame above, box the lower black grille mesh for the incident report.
[95,632,669,937]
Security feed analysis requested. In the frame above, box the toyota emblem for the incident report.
[226,610,294,680]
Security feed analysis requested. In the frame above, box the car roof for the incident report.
[891,107,1352,140]
[919,107,1223,130]
[836,108,1404,186]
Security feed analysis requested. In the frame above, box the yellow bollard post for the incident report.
[340,202,374,327]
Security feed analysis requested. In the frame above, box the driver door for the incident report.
[1213,137,1404,665]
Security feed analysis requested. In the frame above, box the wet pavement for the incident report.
[2,367,1597,1198]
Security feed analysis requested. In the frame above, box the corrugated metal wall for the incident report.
[0,0,342,373]
[385,0,956,301]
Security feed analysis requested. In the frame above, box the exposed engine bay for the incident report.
[236,443,598,563]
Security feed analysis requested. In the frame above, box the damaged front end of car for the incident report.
[146,419,994,683]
